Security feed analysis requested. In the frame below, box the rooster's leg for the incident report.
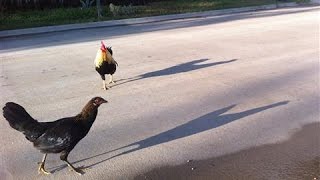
[38,154,51,175]
[109,75,115,84]
[100,75,108,90]
[102,80,109,90]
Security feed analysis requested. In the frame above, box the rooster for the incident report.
[94,41,118,90]
[2,97,108,175]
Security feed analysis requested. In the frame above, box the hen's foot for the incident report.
[68,165,88,175]
[38,162,51,175]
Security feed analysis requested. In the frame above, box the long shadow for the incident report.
[111,58,237,87]
[52,100,289,172]
[1,6,317,51]
[141,58,237,78]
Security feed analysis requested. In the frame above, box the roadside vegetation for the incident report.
[1,0,296,31]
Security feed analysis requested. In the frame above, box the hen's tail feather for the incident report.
[3,102,44,141]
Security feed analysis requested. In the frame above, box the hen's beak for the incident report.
[101,99,108,104]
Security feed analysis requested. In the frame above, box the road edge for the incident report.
[0,2,316,38]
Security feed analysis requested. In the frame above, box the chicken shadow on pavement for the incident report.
[52,100,289,172]
[111,58,237,88]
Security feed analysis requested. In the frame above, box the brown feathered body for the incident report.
[2,97,106,155]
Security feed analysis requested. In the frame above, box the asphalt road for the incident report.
[0,6,319,180]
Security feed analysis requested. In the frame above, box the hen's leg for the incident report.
[38,154,51,175]
[65,160,85,175]
[60,151,85,175]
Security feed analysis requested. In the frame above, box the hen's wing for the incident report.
[33,118,85,153]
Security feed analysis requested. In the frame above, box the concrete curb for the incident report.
[0,2,309,38]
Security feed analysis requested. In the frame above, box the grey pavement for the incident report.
[0,6,319,180]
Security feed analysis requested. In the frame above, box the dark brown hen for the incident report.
[2,97,108,175]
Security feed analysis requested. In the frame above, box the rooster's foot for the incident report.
[102,86,110,90]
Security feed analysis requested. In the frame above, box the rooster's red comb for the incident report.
[100,41,106,51]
